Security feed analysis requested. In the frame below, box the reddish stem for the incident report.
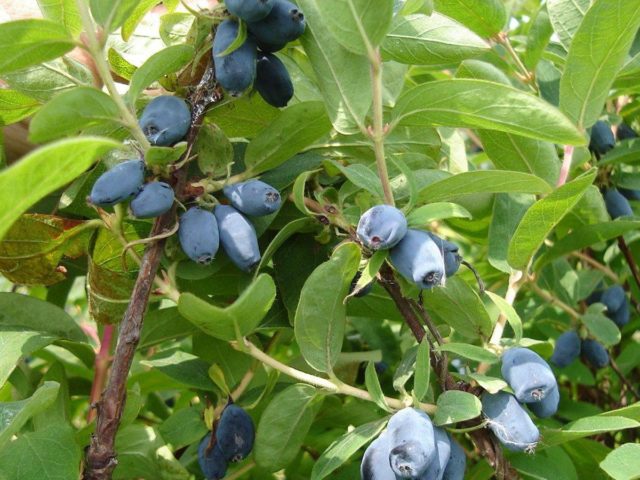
[557,145,574,187]
[88,324,115,422]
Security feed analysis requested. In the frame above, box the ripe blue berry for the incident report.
[89,159,145,207]
[616,123,637,141]
[442,436,466,480]
[225,0,274,22]
[481,392,540,452]
[213,20,258,95]
[501,347,557,403]
[130,182,174,218]
[582,339,609,369]
[527,385,560,418]
[390,229,446,289]
[421,427,450,479]
[139,96,191,146]
[604,188,633,219]
[428,232,461,277]
[550,331,581,368]
[216,405,255,462]
[214,205,261,272]
[589,120,615,156]
[360,431,397,480]
[178,207,220,264]
[387,408,436,478]
[254,52,294,108]
[619,188,640,201]
[198,434,228,480]
[247,0,306,52]
[357,205,408,250]
[223,180,281,216]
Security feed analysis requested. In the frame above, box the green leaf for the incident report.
[599,139,640,166]
[0,19,75,75]
[0,90,40,126]
[547,0,590,50]
[0,423,81,479]
[541,415,640,446]
[485,291,523,343]
[465,373,507,394]
[298,0,371,134]
[295,242,361,372]
[418,170,551,203]
[393,79,586,145]
[0,293,87,387]
[0,137,118,242]
[158,407,208,450]
[122,0,161,41]
[292,170,321,216]
[581,306,622,347]
[90,0,139,32]
[433,0,507,38]
[126,45,194,102]
[256,217,316,273]
[0,382,59,448]
[437,343,499,364]
[255,384,324,472]
[195,122,233,177]
[407,202,472,225]
[413,338,431,401]
[141,350,215,390]
[381,13,489,66]
[329,161,384,199]
[347,250,387,300]
[205,93,279,138]
[365,361,391,411]
[479,130,560,187]
[29,87,120,143]
[507,170,597,270]
[524,6,554,70]
[434,390,482,426]
[489,193,535,273]
[144,143,187,168]
[108,48,137,81]
[178,273,277,341]
[37,0,82,37]
[423,277,493,339]
[308,0,393,54]
[311,419,387,480]
[534,220,640,270]
[600,443,640,480]
[244,102,332,175]
[559,0,640,129]
[393,345,418,392]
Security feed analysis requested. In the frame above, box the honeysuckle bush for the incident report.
[0,0,639,479]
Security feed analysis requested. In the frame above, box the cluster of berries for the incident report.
[179,179,281,270]
[361,408,466,480]
[213,0,306,106]
[483,347,559,452]
[356,205,461,290]
[589,120,639,219]
[551,284,629,369]
[89,96,192,212]
[197,404,255,480]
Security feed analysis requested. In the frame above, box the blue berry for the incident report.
[139,96,191,146]
[387,408,436,478]
[254,52,294,108]
[604,188,633,219]
[130,181,174,218]
[550,331,581,368]
[582,339,609,369]
[527,385,560,418]
[213,20,258,95]
[216,405,255,462]
[360,431,396,480]
[89,159,145,207]
[501,347,557,403]
[225,0,274,22]
[589,120,615,156]
[223,180,281,216]
[390,229,445,289]
[428,232,461,277]
[357,205,408,250]
[481,392,539,452]
[178,207,220,264]
[247,0,306,52]
[214,205,261,272]
[442,436,466,480]
[198,434,228,480]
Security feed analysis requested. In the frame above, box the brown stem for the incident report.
[617,236,640,294]
[87,325,114,423]
[84,64,223,480]
[610,357,640,401]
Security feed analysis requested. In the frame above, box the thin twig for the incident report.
[557,145,574,187]
[528,282,581,321]
[610,357,640,401]
[617,236,640,293]
[571,251,619,282]
[87,325,114,423]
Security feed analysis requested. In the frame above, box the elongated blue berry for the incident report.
[616,123,637,141]
[223,180,281,216]
[387,408,437,478]
[130,182,174,218]
[225,0,274,22]
[442,436,466,480]
[604,188,633,219]
[420,426,450,479]
[481,392,539,452]
[589,120,615,156]
[89,159,145,207]
[501,347,557,403]
[620,188,640,201]
[247,0,305,52]
[213,20,257,95]
[390,229,446,289]
[216,405,255,462]
[215,205,261,272]
[428,232,461,277]
[550,331,581,368]
[357,205,408,250]
[139,96,191,146]
[178,207,220,264]
[254,52,294,108]
[527,385,559,418]
[360,431,397,480]
[198,434,228,480]
[582,339,609,369]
